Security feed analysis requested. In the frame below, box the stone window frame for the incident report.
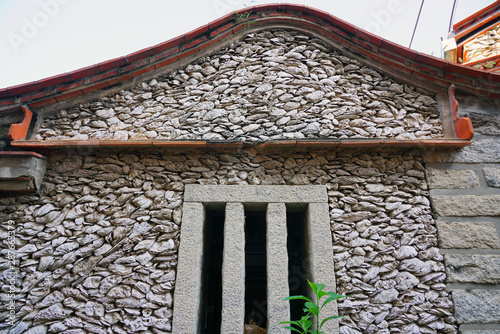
[172,185,339,333]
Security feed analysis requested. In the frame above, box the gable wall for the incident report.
[33,30,444,143]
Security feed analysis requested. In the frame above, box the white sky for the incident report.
[0,0,495,88]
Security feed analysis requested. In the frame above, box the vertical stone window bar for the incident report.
[221,202,245,332]
[267,203,290,333]
[173,185,338,333]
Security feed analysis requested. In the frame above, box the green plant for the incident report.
[485,61,496,69]
[280,280,346,334]
[473,60,497,69]
[234,1,255,30]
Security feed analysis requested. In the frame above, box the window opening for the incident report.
[173,185,338,333]
[287,206,309,322]
[244,209,267,328]
[202,208,224,334]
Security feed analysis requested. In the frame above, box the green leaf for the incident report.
[324,292,345,303]
[317,290,328,299]
[305,302,319,316]
[282,281,347,333]
[319,315,343,328]
[284,295,313,303]
[284,326,306,333]
[320,292,345,311]
[308,280,325,296]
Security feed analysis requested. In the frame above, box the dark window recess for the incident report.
[287,207,308,322]
[201,209,224,334]
[245,210,268,328]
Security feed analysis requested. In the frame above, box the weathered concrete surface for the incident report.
[436,221,500,249]
[426,169,479,189]
[445,254,500,283]
[453,290,500,324]
[431,195,500,216]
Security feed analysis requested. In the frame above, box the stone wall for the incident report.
[424,94,500,334]
[34,30,443,143]
[1,148,457,333]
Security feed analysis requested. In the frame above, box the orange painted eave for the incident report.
[10,139,472,150]
[0,150,46,159]
[1,3,500,109]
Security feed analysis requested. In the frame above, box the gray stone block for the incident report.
[426,169,479,189]
[445,254,500,283]
[437,221,500,249]
[469,110,500,136]
[424,139,500,163]
[221,203,245,333]
[267,203,291,334]
[431,195,500,216]
[460,330,500,334]
[184,185,328,203]
[453,290,500,324]
[307,202,339,334]
[484,168,500,188]
[172,202,205,333]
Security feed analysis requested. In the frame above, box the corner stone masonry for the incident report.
[425,93,500,333]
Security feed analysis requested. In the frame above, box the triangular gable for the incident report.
[35,29,445,144]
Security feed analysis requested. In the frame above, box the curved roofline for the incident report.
[0,3,498,112]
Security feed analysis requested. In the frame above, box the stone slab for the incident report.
[184,185,328,203]
[460,330,500,334]
[453,290,500,324]
[221,202,245,333]
[307,202,340,334]
[437,221,500,249]
[445,254,500,283]
[0,154,47,193]
[431,195,500,216]
[426,169,479,189]
[172,202,205,333]
[424,139,500,163]
[266,203,291,334]
[484,168,500,188]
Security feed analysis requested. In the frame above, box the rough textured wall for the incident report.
[424,94,500,334]
[1,148,456,334]
[36,30,443,142]
[464,25,500,63]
